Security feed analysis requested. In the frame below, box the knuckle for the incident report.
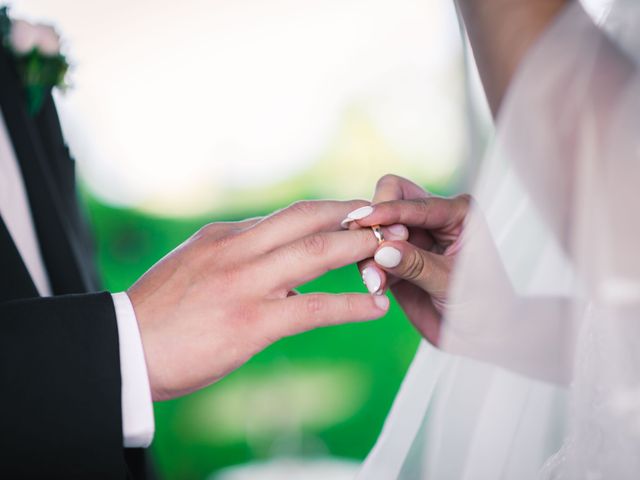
[404,250,427,281]
[414,197,432,212]
[402,198,432,222]
[343,295,358,316]
[305,296,325,316]
[195,222,236,249]
[195,222,218,240]
[217,264,244,288]
[231,303,257,326]
[289,200,318,217]
[301,233,328,257]
[413,198,433,220]
[209,231,236,252]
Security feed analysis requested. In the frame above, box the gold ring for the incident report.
[371,225,384,245]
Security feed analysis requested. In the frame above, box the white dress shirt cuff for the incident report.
[112,292,155,448]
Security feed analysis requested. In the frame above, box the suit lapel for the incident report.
[0,48,88,295]
[0,218,39,301]
[34,90,102,292]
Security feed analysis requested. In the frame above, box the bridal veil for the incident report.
[358,1,640,478]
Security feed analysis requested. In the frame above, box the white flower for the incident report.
[9,19,39,54]
[34,24,60,56]
[9,19,61,56]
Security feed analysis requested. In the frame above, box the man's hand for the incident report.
[127,200,408,401]
[348,175,470,345]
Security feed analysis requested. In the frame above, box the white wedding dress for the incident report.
[358,1,640,478]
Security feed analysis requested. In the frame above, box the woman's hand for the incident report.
[352,176,568,383]
[128,200,408,401]
[347,175,470,345]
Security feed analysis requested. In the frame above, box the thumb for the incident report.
[373,241,451,297]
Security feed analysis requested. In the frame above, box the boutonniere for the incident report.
[0,6,70,115]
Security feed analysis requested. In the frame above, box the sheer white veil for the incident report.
[358,1,640,478]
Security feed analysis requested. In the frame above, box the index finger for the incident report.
[342,176,428,229]
[355,196,470,231]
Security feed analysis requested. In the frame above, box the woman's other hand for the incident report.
[348,175,470,345]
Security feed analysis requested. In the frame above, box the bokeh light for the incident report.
[8,0,489,478]
[13,0,464,216]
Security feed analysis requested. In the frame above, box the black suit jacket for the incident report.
[0,48,152,479]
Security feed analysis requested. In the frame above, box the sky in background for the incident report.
[4,2,617,478]
[11,0,465,215]
[10,0,611,217]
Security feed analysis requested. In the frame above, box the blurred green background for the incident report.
[12,0,612,476]
[84,182,456,479]
[12,0,472,477]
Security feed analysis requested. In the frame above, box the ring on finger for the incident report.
[371,225,384,245]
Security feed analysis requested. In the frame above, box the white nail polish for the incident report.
[340,217,355,229]
[340,206,373,229]
[362,268,382,295]
[375,247,402,268]
[347,206,374,220]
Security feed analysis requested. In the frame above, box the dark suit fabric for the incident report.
[0,47,151,479]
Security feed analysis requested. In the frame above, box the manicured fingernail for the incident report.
[340,218,354,228]
[373,294,390,311]
[386,224,408,239]
[362,268,382,295]
[340,206,374,228]
[375,246,402,268]
[348,206,374,219]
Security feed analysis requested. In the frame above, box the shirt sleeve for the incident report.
[112,292,155,448]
